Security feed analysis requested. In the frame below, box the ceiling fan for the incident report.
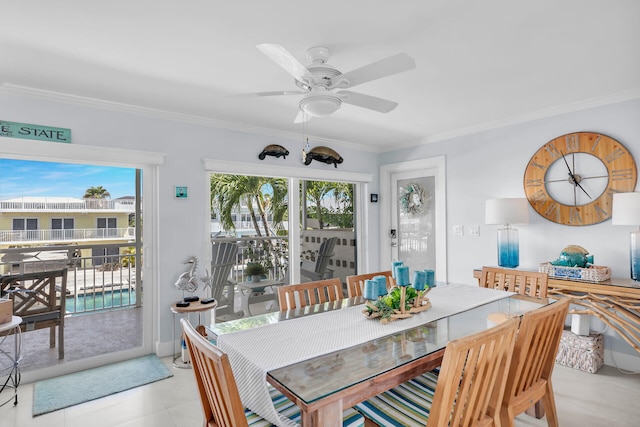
[254,44,416,123]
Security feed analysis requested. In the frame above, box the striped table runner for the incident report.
[217,283,510,427]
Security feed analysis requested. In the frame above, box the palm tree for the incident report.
[83,186,111,199]
[210,174,288,277]
[210,174,286,236]
[304,181,352,229]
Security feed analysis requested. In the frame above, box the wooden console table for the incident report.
[473,269,640,353]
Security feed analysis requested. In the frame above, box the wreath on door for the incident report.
[399,183,430,216]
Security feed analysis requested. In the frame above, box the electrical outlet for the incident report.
[468,225,480,237]
[452,225,464,236]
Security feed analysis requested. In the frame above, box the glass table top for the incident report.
[209,292,551,405]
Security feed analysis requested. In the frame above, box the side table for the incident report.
[237,279,283,316]
[0,316,22,407]
[171,300,216,368]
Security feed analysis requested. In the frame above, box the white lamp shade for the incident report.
[485,198,530,225]
[612,192,640,225]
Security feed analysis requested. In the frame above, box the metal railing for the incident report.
[0,197,135,211]
[0,243,141,315]
[0,227,135,243]
[212,235,289,282]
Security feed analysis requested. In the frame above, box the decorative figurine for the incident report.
[174,256,204,303]
[550,245,594,268]
[258,144,289,160]
[302,146,343,168]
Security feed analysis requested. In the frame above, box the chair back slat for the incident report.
[181,318,248,427]
[480,266,548,298]
[427,317,519,427]
[313,237,337,274]
[277,278,344,310]
[209,242,239,302]
[345,270,395,298]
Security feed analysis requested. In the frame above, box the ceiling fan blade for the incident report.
[337,90,398,113]
[226,90,307,99]
[257,43,310,81]
[332,53,416,89]
[294,110,311,123]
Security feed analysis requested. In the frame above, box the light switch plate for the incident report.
[452,225,464,236]
[468,225,480,237]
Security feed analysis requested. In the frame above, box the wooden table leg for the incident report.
[302,401,343,426]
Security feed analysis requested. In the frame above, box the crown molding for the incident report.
[0,84,381,154]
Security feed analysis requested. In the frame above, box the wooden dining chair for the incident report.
[355,317,520,427]
[499,298,570,427]
[345,270,395,298]
[277,277,344,310]
[480,266,549,298]
[180,318,364,427]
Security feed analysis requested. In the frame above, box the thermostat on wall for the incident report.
[175,186,188,198]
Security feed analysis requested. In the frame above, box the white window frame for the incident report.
[202,159,374,283]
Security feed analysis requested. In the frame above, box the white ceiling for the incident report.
[1,1,639,152]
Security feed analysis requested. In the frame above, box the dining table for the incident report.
[207,283,553,427]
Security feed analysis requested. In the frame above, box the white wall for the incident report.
[3,90,639,370]
[381,98,640,369]
[0,92,379,355]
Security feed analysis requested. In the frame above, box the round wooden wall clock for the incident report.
[523,132,637,226]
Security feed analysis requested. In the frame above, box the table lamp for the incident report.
[612,192,640,281]
[485,198,530,268]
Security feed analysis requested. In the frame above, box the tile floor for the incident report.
[2,298,640,426]
[1,356,639,427]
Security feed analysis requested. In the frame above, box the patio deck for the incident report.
[3,306,143,374]
[3,286,277,375]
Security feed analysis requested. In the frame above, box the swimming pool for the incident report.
[66,289,136,313]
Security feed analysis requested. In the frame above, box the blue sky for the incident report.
[0,159,136,199]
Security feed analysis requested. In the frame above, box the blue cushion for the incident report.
[245,386,364,427]
[355,370,439,427]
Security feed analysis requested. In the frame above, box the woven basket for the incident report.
[556,330,604,373]
[539,263,611,282]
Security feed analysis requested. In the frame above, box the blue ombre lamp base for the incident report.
[497,226,519,268]
[630,230,640,281]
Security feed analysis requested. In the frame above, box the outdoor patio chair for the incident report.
[208,241,243,320]
[300,236,338,282]
[0,268,68,359]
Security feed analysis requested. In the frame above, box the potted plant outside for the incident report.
[245,262,267,282]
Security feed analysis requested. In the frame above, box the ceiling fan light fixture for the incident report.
[299,92,342,117]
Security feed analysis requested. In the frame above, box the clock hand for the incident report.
[561,151,592,200]
[574,179,592,199]
[561,151,574,178]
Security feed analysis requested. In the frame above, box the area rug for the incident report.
[32,354,172,416]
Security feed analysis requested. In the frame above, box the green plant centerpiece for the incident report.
[363,285,432,324]
[245,262,267,282]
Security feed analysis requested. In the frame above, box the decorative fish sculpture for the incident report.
[550,245,594,268]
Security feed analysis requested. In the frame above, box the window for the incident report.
[12,218,38,240]
[97,217,117,237]
[52,218,74,240]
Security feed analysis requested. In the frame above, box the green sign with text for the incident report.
[0,120,71,143]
